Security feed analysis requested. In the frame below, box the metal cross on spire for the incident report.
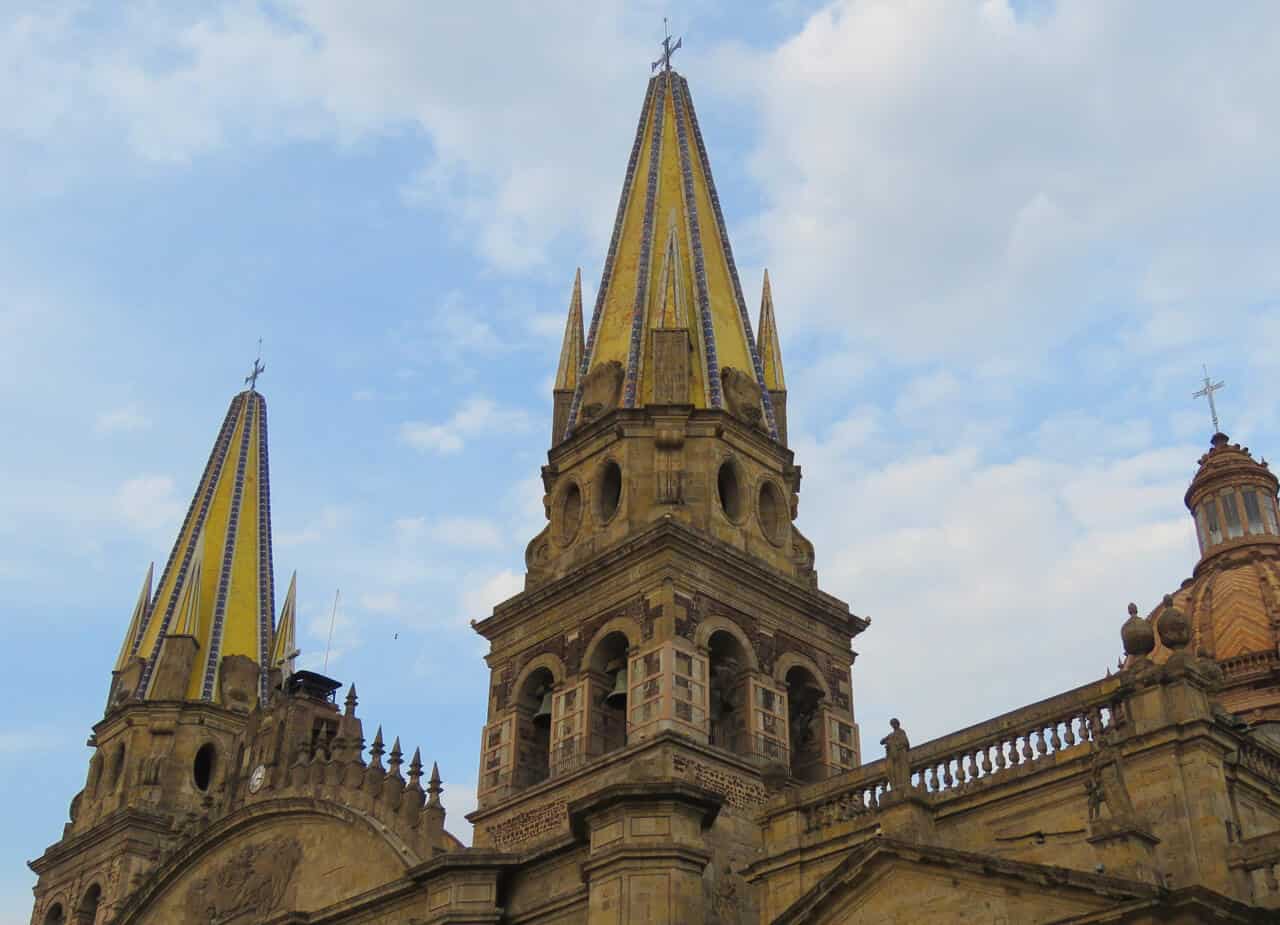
[652,18,682,73]
[1192,364,1226,435]
[245,338,265,392]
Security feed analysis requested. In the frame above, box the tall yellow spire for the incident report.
[128,387,278,705]
[564,68,779,440]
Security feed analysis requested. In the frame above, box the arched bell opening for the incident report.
[74,884,101,925]
[43,902,65,925]
[708,630,748,756]
[785,666,827,782]
[518,667,555,787]
[589,631,631,755]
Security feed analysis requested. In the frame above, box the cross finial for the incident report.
[1192,364,1226,435]
[652,18,682,73]
[245,338,265,392]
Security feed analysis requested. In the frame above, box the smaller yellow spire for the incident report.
[113,563,153,673]
[554,269,585,391]
[271,571,299,675]
[172,529,205,638]
[757,269,786,392]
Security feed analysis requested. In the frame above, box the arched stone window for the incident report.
[74,884,101,925]
[707,630,749,755]
[517,667,555,787]
[784,666,827,782]
[43,902,65,925]
[588,631,630,755]
[193,743,216,792]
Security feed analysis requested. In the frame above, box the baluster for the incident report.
[1064,716,1078,748]
[992,741,1005,772]
[944,757,956,790]
[1050,722,1063,752]
[925,766,936,793]
[1032,729,1046,760]
[974,748,987,779]
[1091,707,1105,741]
[1020,733,1033,764]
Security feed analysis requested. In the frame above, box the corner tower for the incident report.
[1145,430,1280,736]
[469,64,867,924]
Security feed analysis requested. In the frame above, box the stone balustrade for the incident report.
[1233,737,1280,788]
[790,675,1127,833]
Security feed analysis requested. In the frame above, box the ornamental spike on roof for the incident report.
[130,388,277,705]
[564,68,779,440]
[757,269,786,392]
[554,268,585,392]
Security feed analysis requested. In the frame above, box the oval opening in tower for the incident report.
[597,460,622,523]
[559,481,582,545]
[717,459,742,521]
[193,743,216,792]
[757,480,787,545]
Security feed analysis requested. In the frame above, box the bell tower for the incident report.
[468,62,867,924]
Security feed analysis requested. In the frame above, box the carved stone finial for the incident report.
[1121,602,1155,659]
[388,737,403,778]
[427,761,443,808]
[344,683,358,717]
[1156,594,1191,651]
[369,727,385,770]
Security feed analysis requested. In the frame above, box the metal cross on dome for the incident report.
[245,338,266,392]
[1192,363,1225,434]
[652,18,682,73]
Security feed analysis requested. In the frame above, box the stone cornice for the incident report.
[29,807,173,874]
[475,517,859,641]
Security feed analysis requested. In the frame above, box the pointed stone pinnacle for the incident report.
[407,747,423,788]
[427,760,443,807]
[344,683,358,716]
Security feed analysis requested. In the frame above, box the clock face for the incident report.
[248,764,267,794]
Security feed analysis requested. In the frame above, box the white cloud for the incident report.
[94,403,150,434]
[400,397,531,455]
[113,475,182,532]
[277,505,350,548]
[460,569,524,625]
[392,516,503,551]
[716,0,1280,365]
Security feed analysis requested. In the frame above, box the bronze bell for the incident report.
[605,667,628,708]
[532,689,553,726]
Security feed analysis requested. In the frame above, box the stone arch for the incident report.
[512,652,566,700]
[693,615,759,671]
[42,897,67,925]
[581,616,642,673]
[112,797,420,925]
[773,652,831,698]
[75,882,102,924]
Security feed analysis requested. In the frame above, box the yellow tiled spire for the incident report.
[129,387,277,705]
[554,268,585,391]
[757,269,786,392]
[564,68,779,440]
[271,571,299,675]
[112,563,153,674]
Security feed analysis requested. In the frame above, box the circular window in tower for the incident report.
[757,479,788,546]
[596,460,623,523]
[558,481,583,546]
[193,743,216,792]
[717,458,743,522]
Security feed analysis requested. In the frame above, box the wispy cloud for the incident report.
[113,475,182,532]
[94,403,150,434]
[400,397,531,455]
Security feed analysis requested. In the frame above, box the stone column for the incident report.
[570,782,721,925]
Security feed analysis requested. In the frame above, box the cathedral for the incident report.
[27,60,1280,925]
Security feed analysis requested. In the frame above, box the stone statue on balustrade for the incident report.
[881,718,911,793]
[1086,729,1135,822]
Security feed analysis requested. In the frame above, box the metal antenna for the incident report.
[1192,364,1226,435]
[323,588,340,672]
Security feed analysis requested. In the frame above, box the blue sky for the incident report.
[4,1,1280,917]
